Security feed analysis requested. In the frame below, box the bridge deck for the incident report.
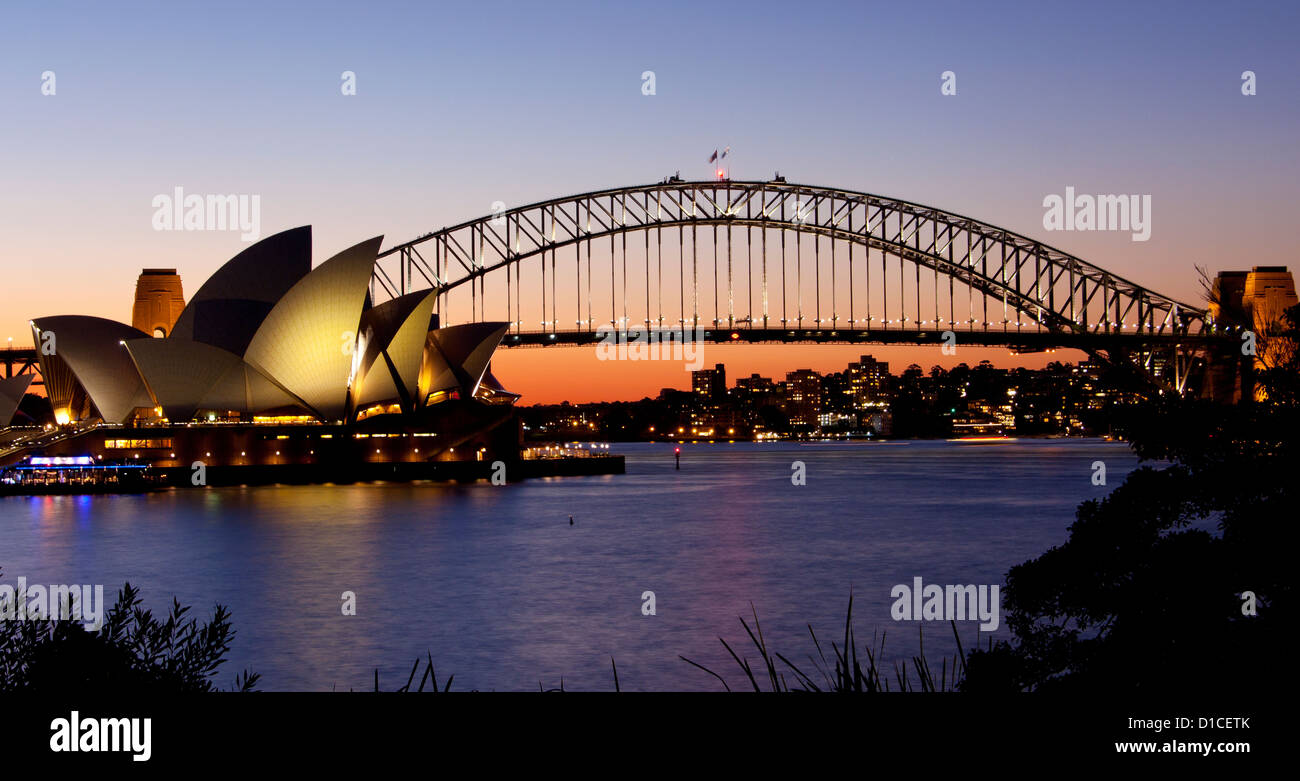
[3,347,42,382]
[496,327,1229,350]
[5,330,1228,362]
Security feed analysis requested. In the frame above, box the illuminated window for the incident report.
[105,439,173,449]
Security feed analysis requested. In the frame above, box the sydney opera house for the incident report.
[2,227,540,485]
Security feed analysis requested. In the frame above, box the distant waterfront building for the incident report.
[1072,360,1108,410]
[691,363,727,401]
[864,410,893,436]
[846,354,890,409]
[734,372,775,397]
[817,411,857,431]
[131,268,186,337]
[820,371,851,413]
[783,369,822,430]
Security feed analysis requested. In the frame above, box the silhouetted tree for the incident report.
[963,305,1300,693]
[0,573,258,693]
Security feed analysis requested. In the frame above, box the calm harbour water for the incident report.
[0,439,1137,691]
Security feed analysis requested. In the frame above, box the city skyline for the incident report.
[522,351,1121,440]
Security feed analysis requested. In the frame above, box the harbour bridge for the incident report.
[5,179,1240,396]
[369,178,1234,394]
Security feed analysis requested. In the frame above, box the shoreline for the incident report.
[0,454,624,497]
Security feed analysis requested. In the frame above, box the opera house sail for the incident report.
[0,375,34,427]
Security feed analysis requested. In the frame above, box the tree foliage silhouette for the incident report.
[0,574,259,693]
[963,305,1299,692]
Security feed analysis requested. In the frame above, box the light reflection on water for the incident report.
[0,439,1138,691]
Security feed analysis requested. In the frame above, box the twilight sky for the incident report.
[1,0,1296,403]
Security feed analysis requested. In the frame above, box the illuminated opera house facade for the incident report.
[13,227,525,482]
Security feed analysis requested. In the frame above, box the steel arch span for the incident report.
[372,179,1228,392]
